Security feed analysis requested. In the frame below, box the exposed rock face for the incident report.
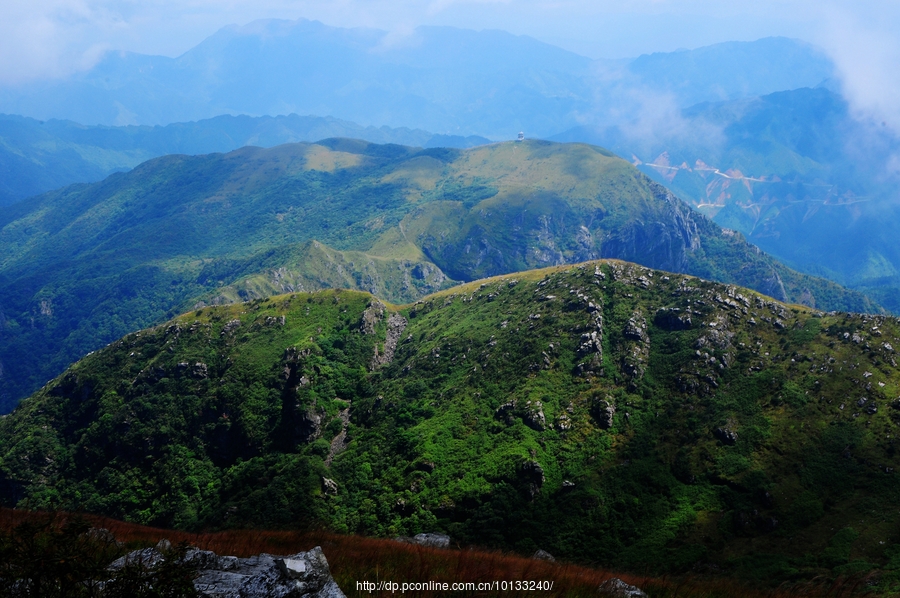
[591,398,616,429]
[296,407,325,444]
[394,533,451,548]
[412,533,451,548]
[265,315,287,327]
[623,311,649,343]
[193,547,344,598]
[575,285,604,374]
[112,546,345,598]
[494,399,545,431]
[532,549,555,561]
[519,460,545,499]
[620,310,650,384]
[325,403,351,467]
[523,400,546,431]
[654,307,692,330]
[759,266,788,303]
[371,313,408,368]
[322,477,339,495]
[282,347,312,382]
[601,187,701,274]
[409,261,447,287]
[192,362,209,379]
[109,546,167,571]
[222,319,242,336]
[598,577,648,597]
[714,427,738,445]
[359,301,386,335]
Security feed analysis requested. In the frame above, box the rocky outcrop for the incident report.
[325,403,351,467]
[394,533,451,548]
[282,346,312,383]
[518,460,545,499]
[359,301,386,335]
[654,307,692,330]
[620,310,650,384]
[296,407,325,444]
[523,400,546,431]
[622,311,649,343]
[575,282,604,375]
[113,545,345,598]
[714,427,738,445]
[759,266,788,303]
[180,362,208,379]
[591,398,616,429]
[322,477,339,495]
[371,312,408,368]
[221,319,242,336]
[493,399,545,431]
[598,577,648,597]
[601,186,701,275]
[412,532,451,548]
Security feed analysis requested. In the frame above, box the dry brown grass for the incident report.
[0,509,878,597]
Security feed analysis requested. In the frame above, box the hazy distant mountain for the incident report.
[625,38,834,106]
[551,86,900,311]
[0,19,833,137]
[0,112,489,206]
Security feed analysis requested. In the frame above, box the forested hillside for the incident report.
[2,261,898,588]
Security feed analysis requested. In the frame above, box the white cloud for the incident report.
[815,4,900,135]
[0,0,131,83]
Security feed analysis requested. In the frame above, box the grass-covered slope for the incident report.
[1,261,899,587]
[0,139,877,412]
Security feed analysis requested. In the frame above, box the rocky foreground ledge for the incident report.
[115,538,651,597]
[113,543,345,598]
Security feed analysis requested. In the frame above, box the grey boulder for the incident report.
[113,545,344,598]
[393,533,451,548]
[598,577,648,597]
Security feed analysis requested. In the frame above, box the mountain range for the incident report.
[1,260,898,587]
[0,20,832,137]
[4,22,900,319]
[0,112,489,207]
[2,15,900,591]
[0,139,876,413]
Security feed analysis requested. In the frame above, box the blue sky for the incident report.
[1,0,898,131]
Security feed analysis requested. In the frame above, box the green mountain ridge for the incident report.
[0,139,877,412]
[1,260,899,588]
